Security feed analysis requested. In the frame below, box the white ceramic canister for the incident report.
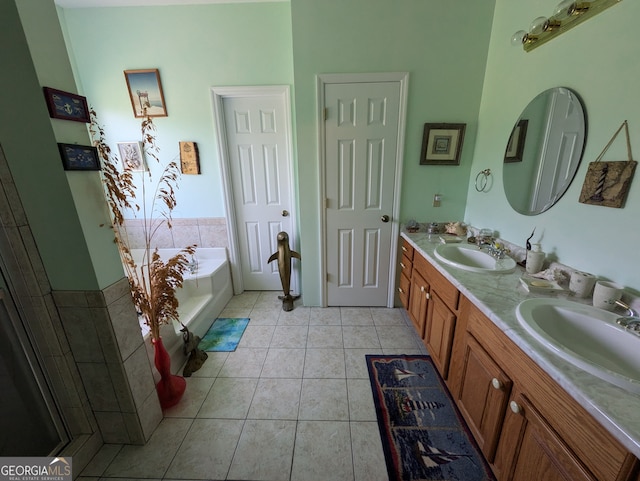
[569,271,597,298]
[592,281,624,311]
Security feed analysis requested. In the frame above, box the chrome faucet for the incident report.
[486,241,510,260]
[615,300,640,335]
[187,254,198,274]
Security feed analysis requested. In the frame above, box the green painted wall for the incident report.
[291,0,495,305]
[61,0,495,305]
[465,0,640,292]
[1,0,102,290]
[60,3,294,220]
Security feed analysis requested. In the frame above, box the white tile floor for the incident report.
[79,291,427,481]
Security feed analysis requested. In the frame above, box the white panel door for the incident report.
[532,88,584,212]
[324,81,401,306]
[223,94,293,291]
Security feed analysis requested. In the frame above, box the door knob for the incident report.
[282,210,289,217]
[381,215,390,223]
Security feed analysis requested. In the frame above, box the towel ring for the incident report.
[475,169,491,192]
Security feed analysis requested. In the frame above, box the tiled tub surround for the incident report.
[122,217,228,250]
[401,230,640,457]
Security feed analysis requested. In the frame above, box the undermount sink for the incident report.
[516,297,640,393]
[433,243,516,274]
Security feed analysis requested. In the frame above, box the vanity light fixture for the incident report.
[511,0,622,52]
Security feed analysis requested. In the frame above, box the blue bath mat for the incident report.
[198,318,250,352]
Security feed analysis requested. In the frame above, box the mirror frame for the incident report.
[503,87,587,216]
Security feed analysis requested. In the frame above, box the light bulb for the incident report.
[511,30,528,46]
[530,16,550,35]
[554,0,576,19]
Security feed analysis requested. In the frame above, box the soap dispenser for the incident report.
[526,243,545,274]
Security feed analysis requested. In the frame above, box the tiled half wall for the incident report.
[122,217,228,250]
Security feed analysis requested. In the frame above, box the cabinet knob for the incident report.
[400,262,406,269]
[420,286,425,292]
[398,287,405,294]
[425,292,431,300]
[402,246,408,252]
[509,400,522,414]
[491,378,503,390]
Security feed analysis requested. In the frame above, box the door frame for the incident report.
[211,85,298,295]
[317,72,409,307]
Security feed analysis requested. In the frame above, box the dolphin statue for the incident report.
[268,231,301,311]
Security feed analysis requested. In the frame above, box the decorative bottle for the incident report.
[526,243,545,274]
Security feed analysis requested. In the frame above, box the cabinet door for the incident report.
[456,333,511,463]
[497,392,597,481]
[408,270,429,337]
[424,291,456,379]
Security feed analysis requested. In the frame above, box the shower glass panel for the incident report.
[0,279,68,456]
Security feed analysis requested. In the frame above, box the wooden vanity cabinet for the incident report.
[452,296,638,481]
[419,256,459,379]
[398,240,640,481]
[398,239,460,381]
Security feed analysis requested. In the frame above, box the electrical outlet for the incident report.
[433,194,442,207]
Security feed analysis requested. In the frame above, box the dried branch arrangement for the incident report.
[90,109,196,340]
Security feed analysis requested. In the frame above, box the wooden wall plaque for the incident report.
[179,141,200,174]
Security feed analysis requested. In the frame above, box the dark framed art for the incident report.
[504,119,528,163]
[43,87,90,123]
[58,143,100,171]
[124,69,168,118]
[420,123,466,165]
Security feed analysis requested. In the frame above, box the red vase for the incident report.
[152,337,186,409]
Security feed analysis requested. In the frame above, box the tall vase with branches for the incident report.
[90,109,195,409]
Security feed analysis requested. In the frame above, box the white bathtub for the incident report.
[131,247,233,371]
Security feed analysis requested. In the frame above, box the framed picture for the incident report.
[124,69,168,118]
[420,123,466,165]
[117,141,146,171]
[43,87,90,123]
[58,143,100,171]
[504,119,528,163]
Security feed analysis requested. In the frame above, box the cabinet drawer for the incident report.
[399,253,413,279]
[415,254,459,311]
[400,238,414,260]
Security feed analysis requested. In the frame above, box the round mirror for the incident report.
[503,87,586,215]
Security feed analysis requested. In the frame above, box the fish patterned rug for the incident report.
[198,318,249,352]
[366,355,496,481]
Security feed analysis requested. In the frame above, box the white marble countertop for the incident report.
[401,230,640,458]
